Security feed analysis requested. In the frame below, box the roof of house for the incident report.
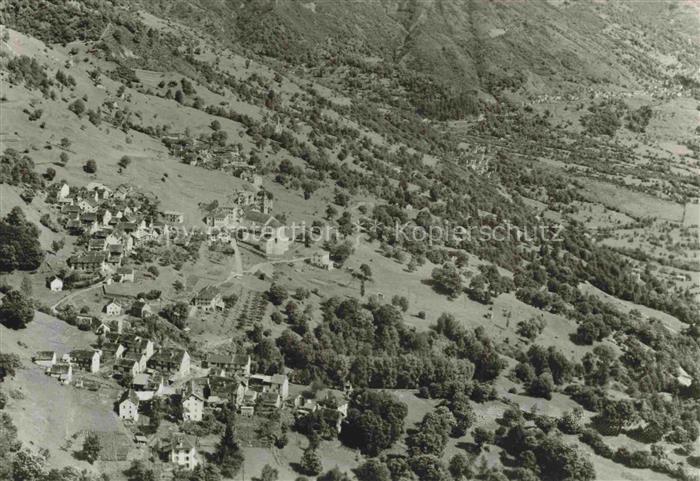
[166,434,197,452]
[233,354,250,366]
[205,353,235,365]
[207,376,240,394]
[271,374,288,386]
[117,267,134,274]
[132,373,150,386]
[121,389,140,405]
[70,252,107,264]
[35,351,56,360]
[70,349,97,361]
[49,363,71,374]
[260,391,281,404]
[102,341,123,351]
[194,286,220,301]
[243,209,282,228]
[116,358,138,369]
[123,350,145,361]
[150,348,187,365]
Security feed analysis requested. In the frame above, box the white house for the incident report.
[116,267,135,283]
[57,183,70,200]
[49,277,64,292]
[119,390,140,422]
[310,251,334,270]
[165,434,199,470]
[68,349,101,373]
[47,362,72,384]
[105,300,122,316]
[248,373,289,400]
[33,351,57,367]
[163,211,185,224]
[258,226,291,256]
[182,391,205,422]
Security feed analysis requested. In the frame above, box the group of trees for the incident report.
[0,290,34,329]
[1,149,43,190]
[495,413,596,481]
[512,344,574,400]
[0,207,44,273]
[273,298,486,396]
[340,390,408,456]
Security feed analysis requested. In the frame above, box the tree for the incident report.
[354,459,391,481]
[533,436,595,481]
[409,455,450,481]
[391,295,409,312]
[148,397,163,431]
[596,399,637,435]
[68,99,85,116]
[257,464,278,481]
[337,212,354,237]
[20,276,32,298]
[11,449,45,481]
[215,422,244,477]
[431,263,462,299]
[448,453,472,480]
[267,284,288,306]
[160,302,189,329]
[446,394,475,436]
[51,239,65,253]
[299,447,322,476]
[0,290,34,329]
[211,120,221,131]
[118,155,132,169]
[175,90,184,104]
[528,372,555,400]
[406,407,456,457]
[340,390,408,456]
[59,152,69,165]
[83,159,97,173]
[173,280,184,292]
[0,353,21,381]
[317,467,352,481]
[125,460,157,481]
[326,240,354,266]
[358,264,373,281]
[44,167,56,180]
[82,432,101,464]
[147,265,160,277]
[0,209,44,272]
[472,427,494,450]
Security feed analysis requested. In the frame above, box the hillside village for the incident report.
[1,1,700,481]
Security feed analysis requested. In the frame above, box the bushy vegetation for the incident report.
[0,207,44,272]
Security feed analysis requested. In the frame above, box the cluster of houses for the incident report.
[33,348,102,384]
[204,186,292,257]
[34,329,350,472]
[44,181,188,289]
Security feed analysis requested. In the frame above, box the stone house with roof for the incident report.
[191,286,225,312]
[119,390,140,421]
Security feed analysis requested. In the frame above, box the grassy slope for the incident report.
[1,312,129,476]
[1,4,699,478]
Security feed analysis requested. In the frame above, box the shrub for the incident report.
[83,159,97,173]
[68,99,86,116]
